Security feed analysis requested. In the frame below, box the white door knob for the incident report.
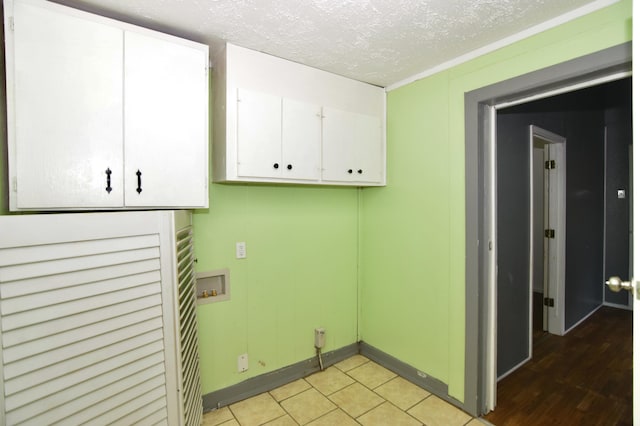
[606,276,635,292]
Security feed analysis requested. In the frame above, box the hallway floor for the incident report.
[202,355,485,426]
[484,305,633,425]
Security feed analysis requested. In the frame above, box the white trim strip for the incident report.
[385,0,621,92]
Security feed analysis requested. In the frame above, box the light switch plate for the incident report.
[236,242,247,259]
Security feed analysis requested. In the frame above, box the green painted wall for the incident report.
[194,184,359,393]
[0,0,632,406]
[360,0,631,403]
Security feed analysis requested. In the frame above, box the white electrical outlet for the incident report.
[236,242,247,259]
[238,353,248,372]
[314,328,325,349]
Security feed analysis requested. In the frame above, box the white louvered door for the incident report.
[0,211,201,425]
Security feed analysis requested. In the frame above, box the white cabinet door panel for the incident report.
[321,107,355,182]
[12,1,123,208]
[124,31,208,208]
[354,113,384,183]
[237,88,282,178]
[322,107,382,184]
[282,98,321,181]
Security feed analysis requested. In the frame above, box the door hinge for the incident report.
[9,17,14,32]
[543,297,555,307]
[545,229,555,238]
[12,177,17,192]
[545,160,556,170]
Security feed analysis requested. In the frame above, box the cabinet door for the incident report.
[282,98,321,181]
[321,107,383,184]
[124,31,209,208]
[236,88,282,178]
[11,1,124,209]
[353,113,384,183]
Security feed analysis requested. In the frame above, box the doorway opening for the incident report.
[495,76,632,407]
[462,42,632,417]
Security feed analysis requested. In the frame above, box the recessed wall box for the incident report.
[196,268,230,304]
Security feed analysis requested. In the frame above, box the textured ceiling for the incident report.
[51,0,613,87]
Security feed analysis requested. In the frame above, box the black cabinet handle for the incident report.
[357,169,363,174]
[348,169,353,174]
[273,163,279,169]
[105,168,112,193]
[136,170,142,194]
[287,164,293,170]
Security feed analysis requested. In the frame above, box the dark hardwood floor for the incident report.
[484,298,632,426]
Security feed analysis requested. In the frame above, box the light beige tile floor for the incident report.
[203,356,487,426]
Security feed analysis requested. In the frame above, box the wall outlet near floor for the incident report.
[238,353,249,372]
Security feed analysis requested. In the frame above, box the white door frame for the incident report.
[530,125,566,336]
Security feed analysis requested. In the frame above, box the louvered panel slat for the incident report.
[184,394,200,426]
[181,353,197,392]
[76,384,168,426]
[126,407,169,426]
[3,294,162,347]
[176,254,193,278]
[5,334,164,395]
[111,395,169,426]
[0,234,160,267]
[2,280,161,332]
[177,274,194,301]
[4,317,164,378]
[176,240,192,261]
[0,247,161,283]
[4,306,162,363]
[174,225,202,425]
[43,379,167,426]
[179,293,197,327]
[183,337,199,377]
[180,321,198,359]
[0,258,160,299]
[7,356,166,424]
[1,277,160,316]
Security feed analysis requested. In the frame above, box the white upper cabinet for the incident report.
[213,43,385,186]
[4,0,209,211]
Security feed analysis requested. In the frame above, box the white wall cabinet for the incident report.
[0,211,202,425]
[4,0,209,211]
[213,43,385,186]
[237,88,321,181]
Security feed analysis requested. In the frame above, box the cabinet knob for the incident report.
[357,169,363,174]
[287,164,293,170]
[348,169,353,174]
[273,163,279,169]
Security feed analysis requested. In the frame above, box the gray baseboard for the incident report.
[202,341,465,414]
[359,342,465,411]
[202,343,359,411]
